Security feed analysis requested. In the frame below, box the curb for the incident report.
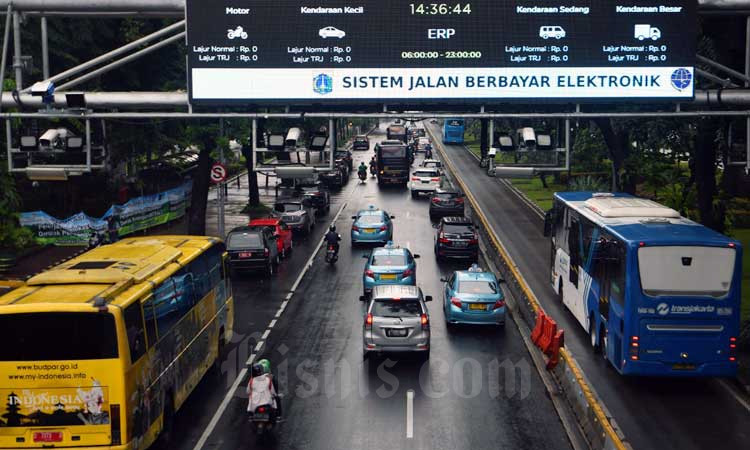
[426,124,629,450]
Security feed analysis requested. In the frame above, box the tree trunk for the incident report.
[188,136,213,235]
[693,119,722,232]
[243,145,261,207]
[593,118,632,193]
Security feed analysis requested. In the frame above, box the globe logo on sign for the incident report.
[313,74,333,95]
[671,68,692,91]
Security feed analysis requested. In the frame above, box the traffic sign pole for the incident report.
[218,143,225,239]
[210,161,228,239]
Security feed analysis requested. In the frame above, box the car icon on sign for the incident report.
[319,26,346,39]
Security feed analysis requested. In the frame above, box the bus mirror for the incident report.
[543,210,553,237]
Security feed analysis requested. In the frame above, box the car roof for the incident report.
[456,270,496,282]
[228,226,263,235]
[441,216,472,225]
[357,208,384,216]
[435,188,459,195]
[371,284,421,300]
[249,218,280,225]
[355,135,368,139]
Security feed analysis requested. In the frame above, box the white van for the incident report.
[539,26,566,39]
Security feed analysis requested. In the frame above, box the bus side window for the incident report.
[568,218,581,287]
[190,255,211,302]
[124,302,147,363]
[610,244,626,306]
[141,296,158,347]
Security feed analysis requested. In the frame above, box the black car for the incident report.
[429,189,465,220]
[335,150,353,172]
[300,183,331,214]
[320,165,346,189]
[434,216,479,261]
[226,226,280,276]
[353,135,370,151]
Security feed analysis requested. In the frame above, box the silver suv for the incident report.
[362,285,432,359]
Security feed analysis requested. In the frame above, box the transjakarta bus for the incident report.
[442,118,465,144]
[0,236,233,448]
[544,192,741,376]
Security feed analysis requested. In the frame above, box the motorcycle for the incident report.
[249,404,276,442]
[425,146,433,159]
[325,244,339,264]
[227,26,248,39]
[370,164,377,177]
[358,170,367,182]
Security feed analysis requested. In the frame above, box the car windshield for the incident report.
[371,253,407,266]
[276,203,302,212]
[436,192,459,200]
[227,233,263,248]
[372,300,422,317]
[444,224,473,234]
[355,138,368,143]
[424,161,441,167]
[358,214,384,224]
[458,280,498,294]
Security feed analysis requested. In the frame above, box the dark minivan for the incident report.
[226,226,280,276]
[434,217,479,261]
[429,189,465,220]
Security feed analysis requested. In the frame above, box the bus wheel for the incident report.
[589,317,600,353]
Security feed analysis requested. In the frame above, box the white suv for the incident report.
[409,168,442,198]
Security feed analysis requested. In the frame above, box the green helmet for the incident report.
[258,358,271,374]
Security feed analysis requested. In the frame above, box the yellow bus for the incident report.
[0,236,234,449]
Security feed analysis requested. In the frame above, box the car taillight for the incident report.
[455,197,464,204]
[439,236,451,244]
[402,268,413,278]
[264,248,269,257]
[432,197,441,204]
[258,406,266,413]
[469,235,479,244]
[365,269,375,278]
[365,313,373,330]
[421,314,429,330]
[629,336,639,361]
[411,177,420,181]
[379,225,387,231]
[352,225,359,232]
[451,297,462,308]
[431,177,441,182]
[493,299,505,310]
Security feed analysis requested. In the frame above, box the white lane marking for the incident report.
[285,292,294,300]
[193,197,352,450]
[191,367,248,450]
[245,353,256,366]
[406,389,415,439]
[261,329,271,340]
[279,300,289,312]
[717,379,750,413]
[254,341,265,353]
[268,319,277,329]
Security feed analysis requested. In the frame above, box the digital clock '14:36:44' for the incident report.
[409,3,473,15]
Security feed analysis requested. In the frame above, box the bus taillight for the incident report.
[730,337,737,362]
[629,336,639,361]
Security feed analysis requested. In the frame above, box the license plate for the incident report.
[453,241,467,248]
[239,252,252,258]
[363,228,375,233]
[387,329,408,337]
[672,363,696,371]
[380,274,397,280]
[421,180,430,184]
[253,413,270,421]
[469,303,486,311]
[34,432,63,443]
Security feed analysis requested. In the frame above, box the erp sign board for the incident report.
[186,1,696,103]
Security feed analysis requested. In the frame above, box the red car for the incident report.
[248,218,293,258]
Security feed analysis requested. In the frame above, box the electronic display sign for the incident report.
[186,1,697,103]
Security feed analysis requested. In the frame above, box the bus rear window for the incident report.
[638,246,736,298]
[0,313,118,361]
[380,146,405,158]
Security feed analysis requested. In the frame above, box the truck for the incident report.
[386,124,407,143]
[375,140,410,186]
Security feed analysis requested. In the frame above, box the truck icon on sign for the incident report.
[634,24,661,41]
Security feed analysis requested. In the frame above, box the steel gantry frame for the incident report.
[2,0,750,175]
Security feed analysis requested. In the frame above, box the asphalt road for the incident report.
[163,128,571,450]
[427,122,750,450]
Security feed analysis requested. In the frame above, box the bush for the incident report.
[568,175,608,192]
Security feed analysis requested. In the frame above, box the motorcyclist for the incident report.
[324,224,341,255]
[247,359,281,420]
[357,162,368,180]
[369,157,377,175]
[424,144,433,159]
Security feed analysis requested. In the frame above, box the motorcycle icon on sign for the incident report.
[227,26,248,40]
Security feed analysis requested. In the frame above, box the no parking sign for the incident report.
[210,162,227,184]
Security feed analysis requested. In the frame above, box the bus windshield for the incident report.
[638,246,736,298]
[0,312,118,361]
[447,120,464,127]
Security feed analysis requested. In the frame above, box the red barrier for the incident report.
[546,329,565,370]
[539,316,558,354]
[531,310,546,346]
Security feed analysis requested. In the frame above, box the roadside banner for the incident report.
[20,182,192,246]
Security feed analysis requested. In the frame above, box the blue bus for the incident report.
[442,118,465,144]
[544,192,742,376]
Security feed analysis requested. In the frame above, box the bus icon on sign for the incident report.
[313,74,333,95]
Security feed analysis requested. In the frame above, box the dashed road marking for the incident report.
[406,390,415,439]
